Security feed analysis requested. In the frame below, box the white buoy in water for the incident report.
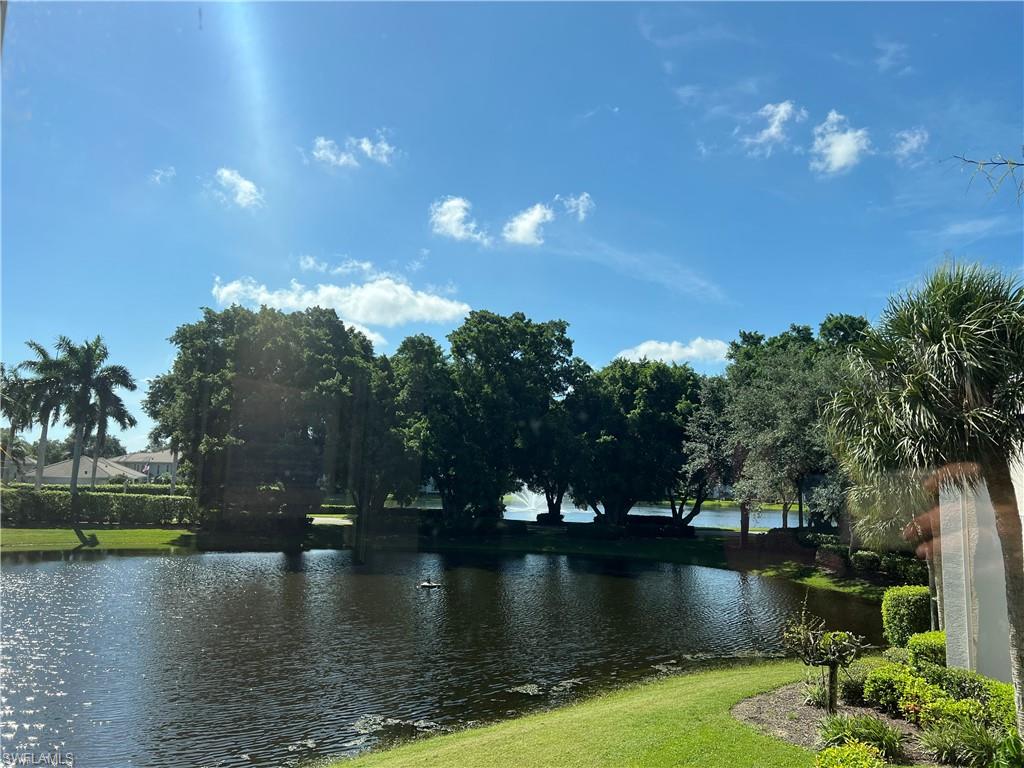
[418,580,442,589]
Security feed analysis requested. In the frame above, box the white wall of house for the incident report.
[939,456,1024,683]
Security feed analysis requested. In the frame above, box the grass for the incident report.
[754,561,886,603]
[0,527,195,553]
[336,660,813,768]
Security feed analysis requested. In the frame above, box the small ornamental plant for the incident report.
[784,600,868,714]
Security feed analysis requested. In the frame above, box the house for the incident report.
[36,456,148,485]
[1,457,35,482]
[937,455,1023,683]
[110,449,177,480]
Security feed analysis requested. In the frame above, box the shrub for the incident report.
[839,659,886,706]
[984,680,1018,732]
[881,585,931,647]
[897,676,945,725]
[920,718,1005,767]
[881,647,910,666]
[880,552,928,585]
[850,550,881,574]
[863,664,915,714]
[814,741,886,768]
[0,487,195,526]
[907,630,946,668]
[919,698,986,730]
[917,662,989,703]
[819,714,906,762]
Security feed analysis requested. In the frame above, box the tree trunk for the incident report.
[740,501,750,548]
[69,424,85,523]
[983,455,1024,736]
[34,414,49,490]
[781,501,790,529]
[925,545,939,631]
[797,480,804,528]
[668,490,679,521]
[169,446,178,496]
[827,663,839,715]
[680,485,708,526]
[90,427,105,489]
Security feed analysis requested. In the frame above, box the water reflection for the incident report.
[0,549,881,767]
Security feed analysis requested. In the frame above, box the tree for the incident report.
[19,340,69,489]
[0,363,32,479]
[679,375,733,525]
[571,358,698,526]
[87,368,137,487]
[954,151,1024,202]
[827,263,1024,733]
[52,433,128,461]
[344,355,419,561]
[1,428,30,479]
[53,336,135,500]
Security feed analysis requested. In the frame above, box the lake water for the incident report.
[504,502,788,528]
[0,549,880,767]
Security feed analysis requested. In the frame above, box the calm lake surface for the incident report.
[1,549,881,768]
[504,503,789,528]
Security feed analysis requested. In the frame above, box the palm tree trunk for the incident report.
[69,423,85,522]
[90,429,104,489]
[983,455,1024,735]
[34,414,49,490]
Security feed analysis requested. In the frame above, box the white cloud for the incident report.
[892,127,929,165]
[214,168,264,208]
[741,100,807,157]
[941,217,1011,238]
[299,255,389,279]
[429,196,491,245]
[352,133,396,165]
[874,39,909,74]
[557,192,595,222]
[809,110,871,175]
[149,166,176,185]
[312,136,359,168]
[299,255,328,272]
[617,337,729,364]
[311,132,397,169]
[502,203,555,246]
[211,276,471,345]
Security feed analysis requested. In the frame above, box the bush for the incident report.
[882,647,911,666]
[881,585,931,646]
[814,741,886,768]
[863,664,915,714]
[984,680,1018,732]
[915,662,1019,730]
[840,659,886,706]
[819,714,906,762]
[2,481,191,497]
[907,630,946,668]
[919,698,986,730]
[920,718,1005,767]
[1,487,196,526]
[850,550,881,574]
[897,676,945,725]
[880,552,929,585]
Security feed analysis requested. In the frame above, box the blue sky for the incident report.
[3,2,1022,450]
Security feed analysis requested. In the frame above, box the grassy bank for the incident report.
[0,527,195,553]
[754,561,886,602]
[337,660,812,768]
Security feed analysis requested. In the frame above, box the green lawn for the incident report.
[0,527,195,553]
[336,661,814,768]
[754,561,886,603]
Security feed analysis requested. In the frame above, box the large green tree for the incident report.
[571,358,699,526]
[87,367,137,487]
[828,263,1024,733]
[679,375,735,525]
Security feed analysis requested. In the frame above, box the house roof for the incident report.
[110,450,176,464]
[41,457,148,480]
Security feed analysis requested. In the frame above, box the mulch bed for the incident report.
[731,682,934,765]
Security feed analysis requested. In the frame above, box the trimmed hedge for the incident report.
[1,487,196,526]
[863,664,915,714]
[907,630,946,668]
[2,482,191,497]
[881,585,931,646]
[850,550,881,574]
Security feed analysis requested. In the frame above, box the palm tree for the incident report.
[20,340,70,489]
[88,370,137,487]
[0,363,32,478]
[56,336,136,497]
[827,263,1024,733]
